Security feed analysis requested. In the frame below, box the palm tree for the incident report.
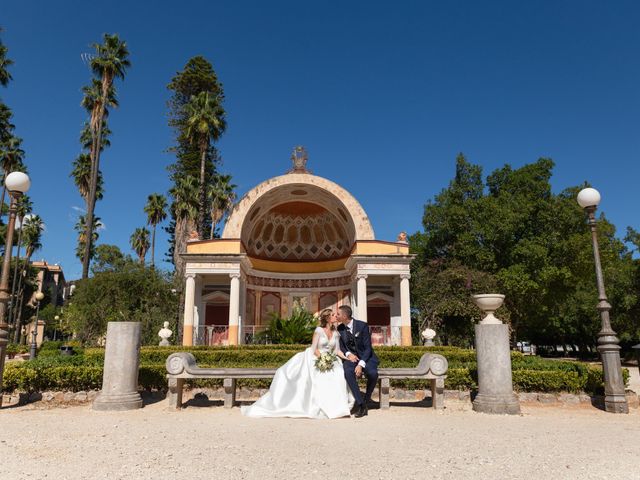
[0,102,15,145]
[144,193,167,267]
[75,214,101,262]
[130,227,150,264]
[184,91,226,237]
[207,174,236,239]
[81,78,118,132]
[0,135,25,218]
[0,28,13,87]
[80,121,111,152]
[9,196,32,328]
[170,176,199,279]
[70,153,104,208]
[12,214,43,343]
[82,33,130,279]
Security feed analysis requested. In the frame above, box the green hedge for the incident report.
[80,345,515,368]
[3,345,626,395]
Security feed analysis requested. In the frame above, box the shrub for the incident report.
[3,345,628,395]
[5,343,29,357]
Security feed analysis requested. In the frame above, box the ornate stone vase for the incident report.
[472,294,505,324]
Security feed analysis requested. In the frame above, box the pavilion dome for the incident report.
[222,171,375,262]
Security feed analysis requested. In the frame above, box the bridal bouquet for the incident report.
[315,351,338,372]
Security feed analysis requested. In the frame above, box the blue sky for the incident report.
[2,1,639,279]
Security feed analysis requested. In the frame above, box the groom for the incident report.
[337,305,379,418]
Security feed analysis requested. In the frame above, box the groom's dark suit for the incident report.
[337,319,379,408]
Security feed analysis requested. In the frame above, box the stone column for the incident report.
[182,274,196,346]
[356,274,368,322]
[472,295,520,415]
[93,322,143,411]
[228,273,241,345]
[399,274,412,346]
[193,276,203,345]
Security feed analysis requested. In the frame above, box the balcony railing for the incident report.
[195,324,402,346]
[369,326,402,346]
[196,325,230,346]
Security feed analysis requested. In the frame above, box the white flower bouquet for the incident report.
[315,351,337,372]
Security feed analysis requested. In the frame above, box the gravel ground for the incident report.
[1,400,638,480]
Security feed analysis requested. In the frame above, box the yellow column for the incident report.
[182,274,196,346]
[400,274,412,346]
[228,273,241,345]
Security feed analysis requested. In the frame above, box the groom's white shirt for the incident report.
[345,319,366,368]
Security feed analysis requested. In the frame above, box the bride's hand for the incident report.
[315,349,321,358]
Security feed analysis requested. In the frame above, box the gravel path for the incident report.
[1,401,638,480]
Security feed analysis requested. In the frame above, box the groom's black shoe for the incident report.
[354,404,368,418]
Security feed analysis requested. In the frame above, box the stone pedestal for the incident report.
[473,323,520,415]
[93,322,143,411]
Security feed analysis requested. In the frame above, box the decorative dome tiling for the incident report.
[245,201,351,261]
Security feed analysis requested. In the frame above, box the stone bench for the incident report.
[378,353,448,409]
[165,352,448,410]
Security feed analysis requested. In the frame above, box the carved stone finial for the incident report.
[289,146,310,173]
[158,321,172,346]
[397,231,408,243]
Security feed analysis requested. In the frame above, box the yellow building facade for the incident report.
[181,154,414,346]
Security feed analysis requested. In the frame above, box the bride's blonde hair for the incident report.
[318,308,335,330]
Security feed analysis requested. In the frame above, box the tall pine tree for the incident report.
[166,56,226,278]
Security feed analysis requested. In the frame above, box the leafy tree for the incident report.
[65,264,177,345]
[81,33,130,279]
[411,260,499,347]
[91,244,129,274]
[144,193,167,266]
[411,155,638,349]
[130,227,150,264]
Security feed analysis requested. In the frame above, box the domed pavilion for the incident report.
[180,148,414,346]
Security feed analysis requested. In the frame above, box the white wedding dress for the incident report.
[241,327,354,419]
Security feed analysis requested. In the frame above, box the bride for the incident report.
[241,308,354,419]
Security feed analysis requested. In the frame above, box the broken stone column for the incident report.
[93,321,143,411]
[472,294,520,415]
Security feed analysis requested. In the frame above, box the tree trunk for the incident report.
[150,224,156,268]
[174,216,195,282]
[12,252,32,343]
[81,75,111,279]
[8,219,23,327]
[0,184,6,221]
[198,139,207,238]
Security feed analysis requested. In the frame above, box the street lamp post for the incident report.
[53,315,60,341]
[29,291,45,361]
[0,172,31,407]
[577,187,629,414]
